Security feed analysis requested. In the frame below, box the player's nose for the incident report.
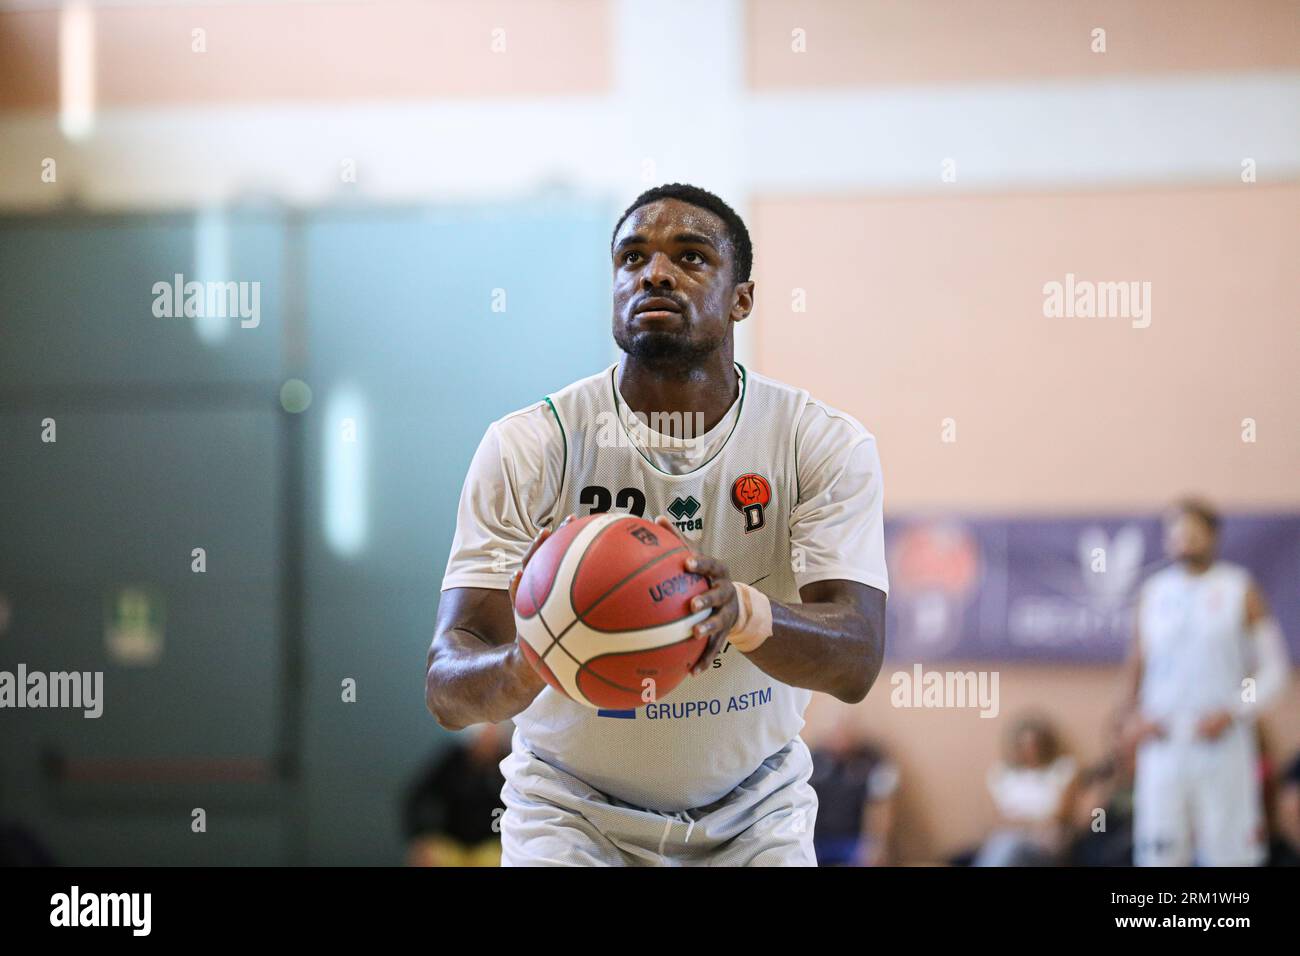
[640,250,676,290]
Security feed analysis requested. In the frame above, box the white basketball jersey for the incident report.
[512,362,811,812]
[1138,561,1253,728]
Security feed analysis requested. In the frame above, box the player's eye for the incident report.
[622,251,643,265]
[682,250,704,265]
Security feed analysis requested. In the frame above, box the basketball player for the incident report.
[1119,498,1290,866]
[426,184,889,866]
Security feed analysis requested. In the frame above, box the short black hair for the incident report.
[1172,497,1220,536]
[611,183,752,284]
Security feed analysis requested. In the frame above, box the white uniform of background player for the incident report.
[441,361,888,865]
[1133,556,1290,866]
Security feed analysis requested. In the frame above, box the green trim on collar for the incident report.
[610,362,747,477]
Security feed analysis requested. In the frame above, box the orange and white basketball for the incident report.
[513,513,711,709]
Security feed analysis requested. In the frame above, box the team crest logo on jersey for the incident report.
[666,495,703,532]
[730,473,771,534]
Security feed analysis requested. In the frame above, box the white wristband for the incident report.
[727,582,774,653]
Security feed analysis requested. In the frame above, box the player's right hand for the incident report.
[508,514,575,608]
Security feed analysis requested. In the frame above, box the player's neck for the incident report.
[616,352,740,435]
[1178,556,1214,576]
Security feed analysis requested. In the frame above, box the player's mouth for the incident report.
[632,297,684,320]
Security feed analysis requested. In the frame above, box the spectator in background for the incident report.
[1066,735,1136,867]
[808,716,900,866]
[974,713,1077,866]
[1272,750,1300,866]
[0,820,56,866]
[0,763,56,866]
[403,722,512,866]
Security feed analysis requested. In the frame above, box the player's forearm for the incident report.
[425,630,544,730]
[742,601,883,703]
[1235,617,1290,717]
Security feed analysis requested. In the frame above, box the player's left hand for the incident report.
[1195,710,1234,741]
[653,515,739,675]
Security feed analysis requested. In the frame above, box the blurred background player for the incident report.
[1119,498,1291,866]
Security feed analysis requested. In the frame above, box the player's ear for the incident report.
[731,281,755,323]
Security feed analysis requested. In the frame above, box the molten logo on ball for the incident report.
[650,570,707,603]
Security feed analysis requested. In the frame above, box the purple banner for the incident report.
[882,512,1300,663]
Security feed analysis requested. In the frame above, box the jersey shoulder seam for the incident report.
[794,402,875,502]
[492,399,552,429]
[800,397,875,441]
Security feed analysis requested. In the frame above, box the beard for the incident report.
[613,321,726,378]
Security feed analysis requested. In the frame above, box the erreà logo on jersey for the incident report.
[666,495,703,532]
[731,473,771,534]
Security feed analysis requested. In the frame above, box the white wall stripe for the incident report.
[4,73,1296,212]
